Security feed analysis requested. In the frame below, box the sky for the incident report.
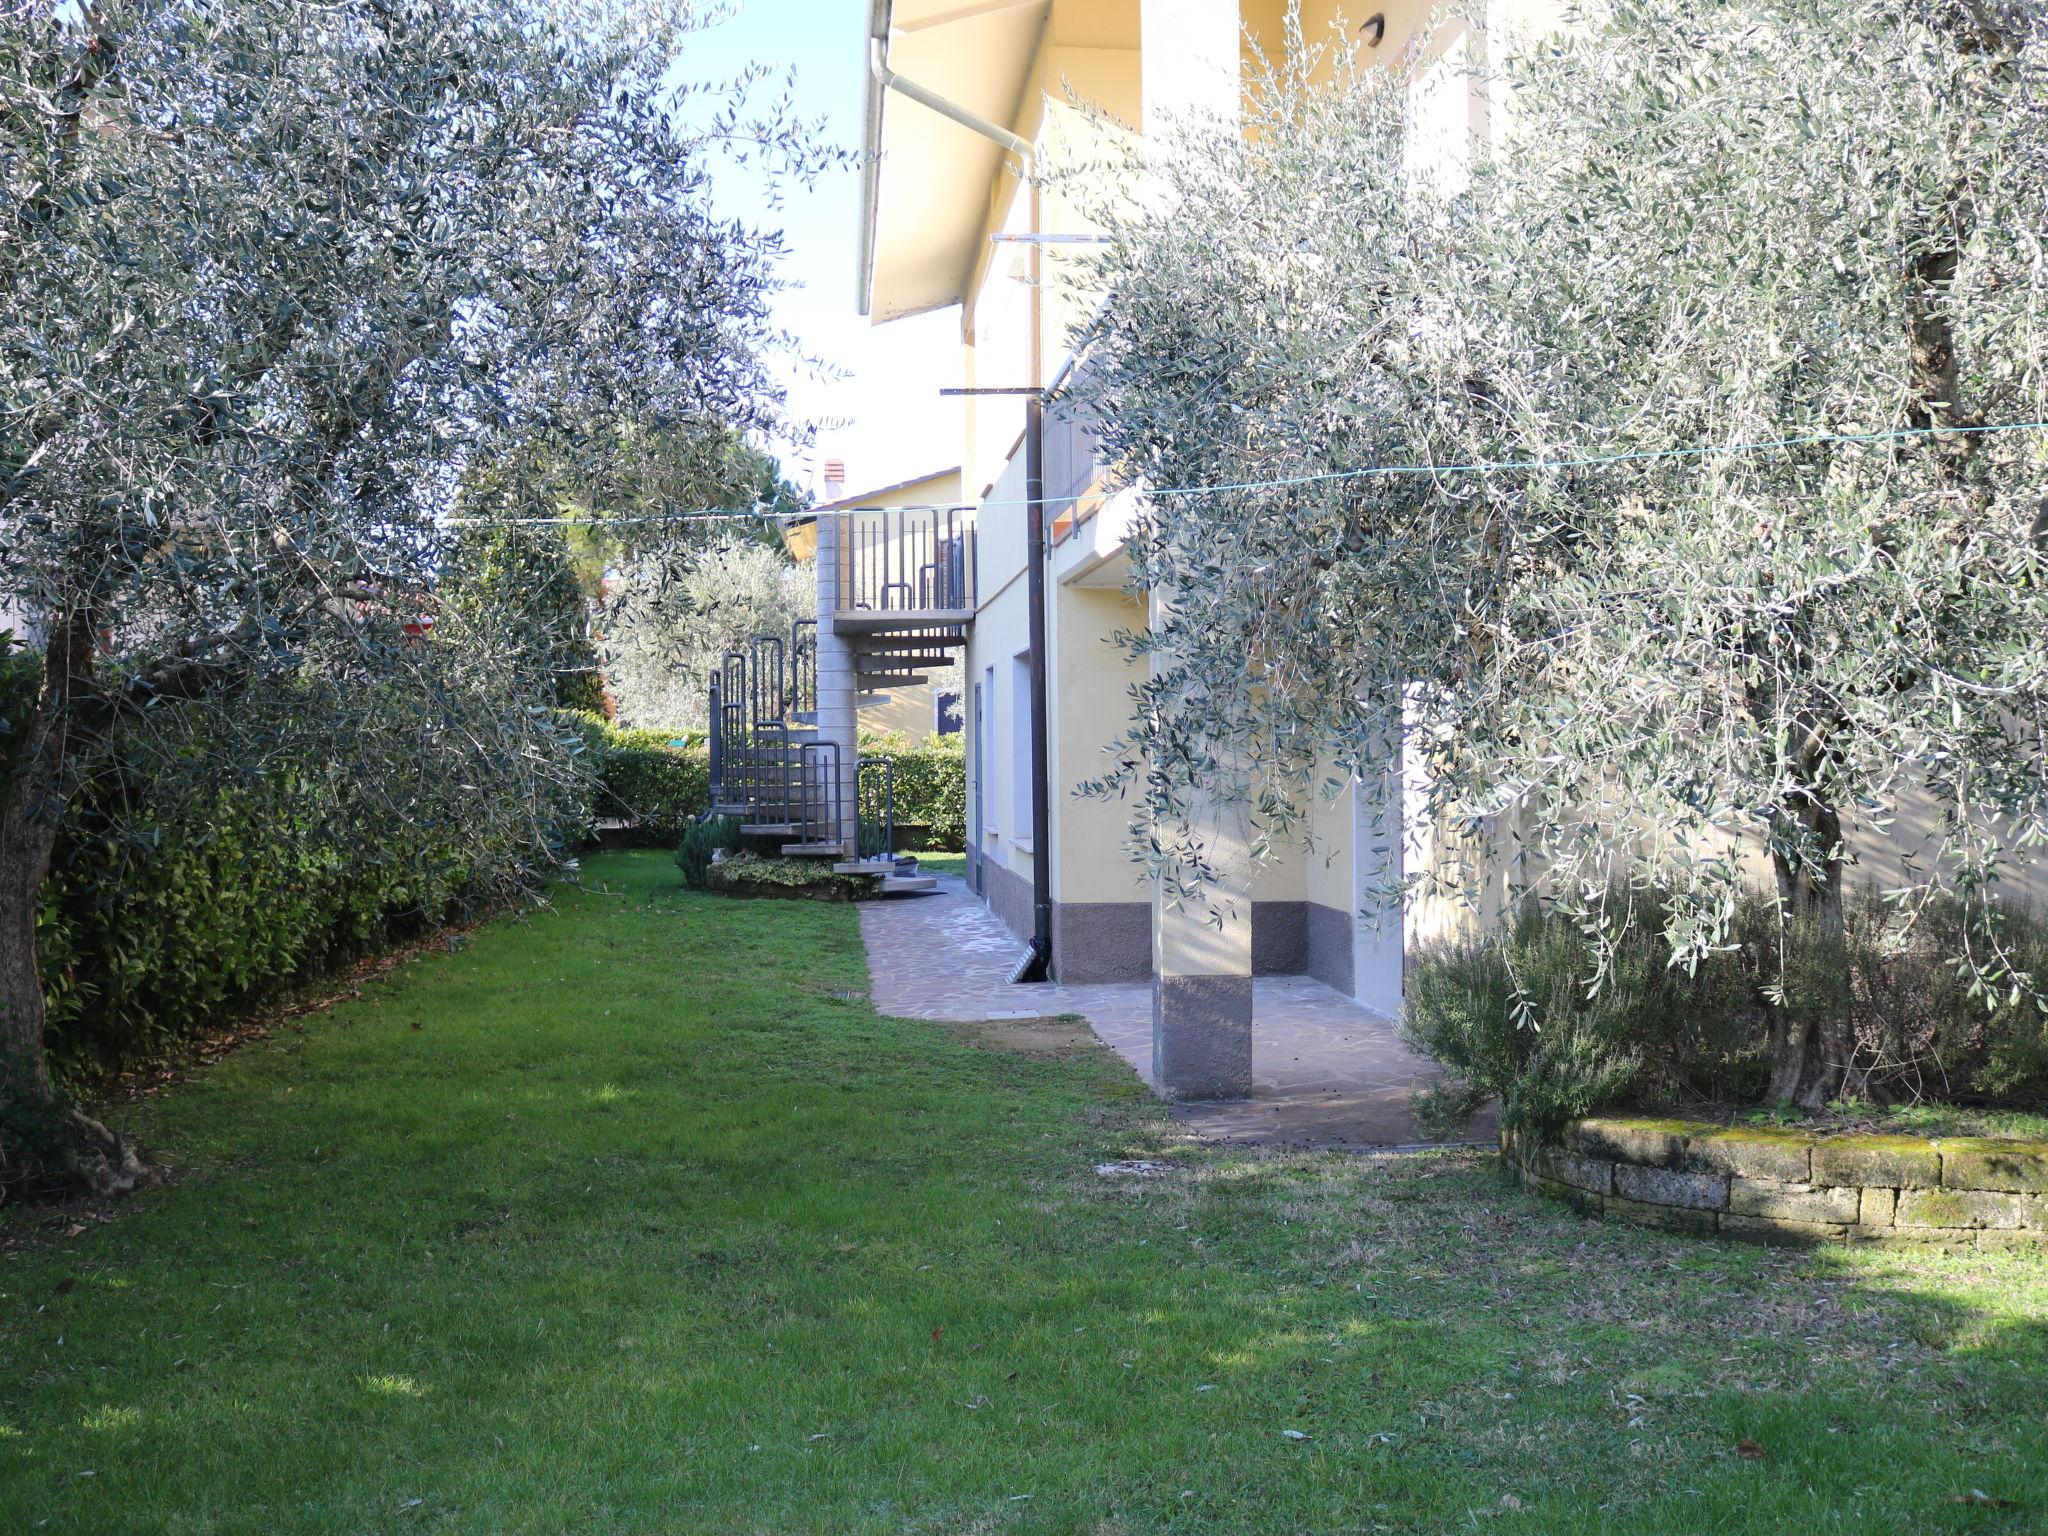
[677,0,965,503]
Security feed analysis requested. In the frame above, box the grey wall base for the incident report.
[1053,902,1152,983]
[1153,974,1254,1100]
[959,876,1377,1008]
[1304,902,1354,994]
[1251,901,1306,975]
[978,852,1034,944]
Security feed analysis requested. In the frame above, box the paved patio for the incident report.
[860,877,1494,1147]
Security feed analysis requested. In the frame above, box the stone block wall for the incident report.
[1506,1117,2048,1250]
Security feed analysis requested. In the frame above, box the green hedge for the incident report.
[862,732,965,851]
[567,715,966,852]
[6,676,960,1085]
[37,774,503,1085]
[0,655,564,1086]
[561,710,710,845]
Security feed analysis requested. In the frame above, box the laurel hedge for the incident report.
[3,664,966,1084]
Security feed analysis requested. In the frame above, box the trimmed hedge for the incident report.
[567,714,967,853]
[1,653,563,1087]
[3,667,964,1084]
[561,710,709,845]
[880,737,966,851]
[38,773,504,1085]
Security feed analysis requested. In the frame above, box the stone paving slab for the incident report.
[861,877,1494,1148]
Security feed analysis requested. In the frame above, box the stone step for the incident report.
[850,641,960,659]
[853,656,954,673]
[781,842,847,857]
[856,672,930,688]
[879,874,938,895]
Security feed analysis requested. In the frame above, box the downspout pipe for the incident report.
[866,27,1054,983]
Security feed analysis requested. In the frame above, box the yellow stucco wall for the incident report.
[1048,585,1148,905]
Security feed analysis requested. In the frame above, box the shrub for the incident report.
[562,709,710,844]
[1404,896,1757,1143]
[700,853,878,902]
[1403,885,2048,1144]
[1833,887,2048,1105]
[865,734,965,851]
[675,815,741,890]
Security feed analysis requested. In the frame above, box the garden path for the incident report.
[859,876,1494,1147]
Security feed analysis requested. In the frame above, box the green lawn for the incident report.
[3,851,2045,1534]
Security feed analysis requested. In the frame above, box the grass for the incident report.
[914,850,966,879]
[1,850,2044,1535]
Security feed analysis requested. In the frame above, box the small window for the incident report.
[1009,654,1033,846]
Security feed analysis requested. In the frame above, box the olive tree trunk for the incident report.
[0,617,150,1202]
[1762,780,1861,1111]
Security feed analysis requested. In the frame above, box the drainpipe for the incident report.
[867,25,1054,983]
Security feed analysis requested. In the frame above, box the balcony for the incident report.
[1046,363,1107,543]
[833,505,977,630]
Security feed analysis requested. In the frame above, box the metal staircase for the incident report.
[706,618,936,895]
[704,505,978,900]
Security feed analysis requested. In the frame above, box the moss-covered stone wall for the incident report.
[1506,1117,2048,1250]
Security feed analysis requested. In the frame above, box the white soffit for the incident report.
[866,0,1050,323]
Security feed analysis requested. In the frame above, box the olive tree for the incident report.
[1069,0,2048,1105]
[0,0,810,1195]
[602,539,815,732]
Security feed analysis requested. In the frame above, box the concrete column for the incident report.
[812,515,860,856]
[1140,0,1241,134]
[1148,588,1253,1100]
[1350,749,1406,1018]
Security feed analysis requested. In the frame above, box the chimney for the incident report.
[822,458,847,501]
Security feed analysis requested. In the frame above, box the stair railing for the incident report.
[707,669,725,803]
[857,756,895,862]
[788,618,817,717]
[796,739,842,848]
[703,626,869,853]
[748,634,785,729]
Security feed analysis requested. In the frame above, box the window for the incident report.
[1010,654,1034,848]
[982,664,998,838]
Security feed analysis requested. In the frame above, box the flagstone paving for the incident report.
[861,877,1495,1147]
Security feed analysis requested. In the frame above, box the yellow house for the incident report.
[842,0,1536,1098]
[772,0,2048,1102]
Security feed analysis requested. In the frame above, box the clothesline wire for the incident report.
[437,417,2048,527]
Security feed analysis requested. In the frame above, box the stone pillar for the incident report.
[812,514,860,857]
[1148,588,1253,1100]
[1349,747,1406,1018]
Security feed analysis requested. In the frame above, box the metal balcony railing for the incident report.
[837,506,976,616]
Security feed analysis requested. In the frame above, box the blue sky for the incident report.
[679,0,963,501]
